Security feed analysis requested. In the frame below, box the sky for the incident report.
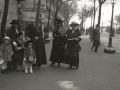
[70,0,120,28]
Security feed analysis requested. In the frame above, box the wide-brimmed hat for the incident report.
[10,19,19,24]
[70,22,79,26]
[25,23,35,30]
[56,18,65,24]
[3,37,11,41]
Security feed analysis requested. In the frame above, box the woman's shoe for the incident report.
[2,70,5,73]
[57,65,60,68]
[57,63,60,68]
[4,69,9,73]
[75,66,79,70]
[36,67,39,70]
[69,66,72,69]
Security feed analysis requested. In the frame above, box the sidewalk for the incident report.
[45,35,120,90]
[73,35,120,90]
[0,35,120,90]
[100,33,120,51]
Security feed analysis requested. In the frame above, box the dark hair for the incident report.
[25,40,33,47]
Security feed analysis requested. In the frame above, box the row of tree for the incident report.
[46,0,79,31]
[0,0,109,44]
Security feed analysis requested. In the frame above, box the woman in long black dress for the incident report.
[63,22,82,69]
[50,19,66,67]
[25,23,47,69]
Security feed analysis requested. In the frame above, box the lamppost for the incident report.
[104,0,116,54]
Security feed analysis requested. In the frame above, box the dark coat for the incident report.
[12,39,25,62]
[50,30,66,63]
[92,29,100,46]
[24,48,36,63]
[7,26,21,42]
[33,31,47,67]
[65,29,81,57]
[25,23,47,67]
[0,43,13,62]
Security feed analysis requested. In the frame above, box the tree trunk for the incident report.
[54,10,58,25]
[47,2,52,31]
[36,0,41,27]
[93,0,96,28]
[0,0,9,45]
[98,4,102,29]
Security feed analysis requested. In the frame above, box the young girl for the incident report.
[24,40,36,74]
[0,37,13,73]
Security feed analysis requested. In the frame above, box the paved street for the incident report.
[0,35,120,90]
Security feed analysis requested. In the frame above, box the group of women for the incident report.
[50,19,82,69]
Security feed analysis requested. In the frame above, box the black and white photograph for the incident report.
[0,0,120,90]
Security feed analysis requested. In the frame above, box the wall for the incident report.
[6,0,18,29]
[21,0,47,30]
[0,0,18,36]
[0,0,4,36]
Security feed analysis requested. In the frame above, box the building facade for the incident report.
[20,0,47,30]
[0,0,47,32]
[0,0,18,32]
[0,0,65,34]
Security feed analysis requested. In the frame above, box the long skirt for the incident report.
[34,39,47,67]
[63,55,79,67]
[50,38,65,63]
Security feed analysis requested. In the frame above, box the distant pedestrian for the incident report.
[89,27,94,42]
[91,24,100,52]
[50,18,66,67]
[63,22,82,69]
[24,40,36,74]
[0,37,13,73]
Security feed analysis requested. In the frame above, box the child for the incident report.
[24,40,36,74]
[0,37,13,73]
[12,32,25,71]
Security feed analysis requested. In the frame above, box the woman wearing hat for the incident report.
[25,23,47,70]
[49,18,66,67]
[63,22,82,69]
[12,32,25,71]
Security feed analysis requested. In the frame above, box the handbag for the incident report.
[76,44,81,51]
